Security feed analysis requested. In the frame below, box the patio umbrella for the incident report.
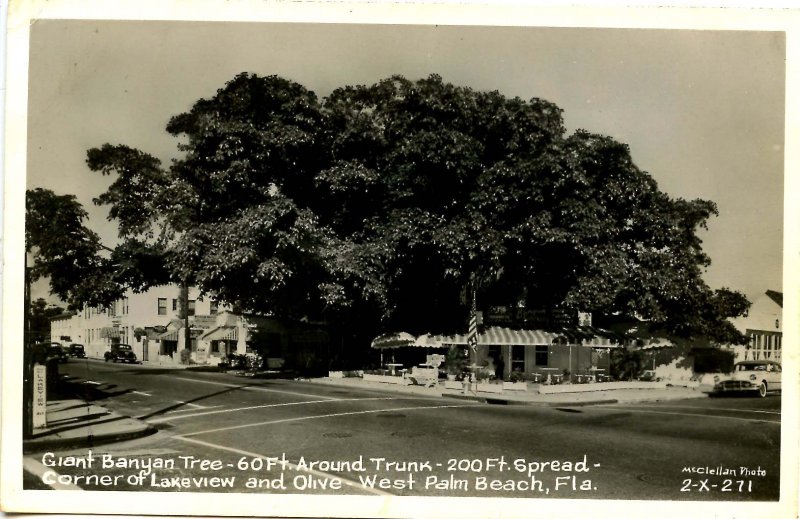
[371,332,416,365]
[370,332,416,349]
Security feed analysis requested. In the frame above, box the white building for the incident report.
[50,312,83,345]
[48,284,330,370]
[730,290,783,362]
[79,285,220,360]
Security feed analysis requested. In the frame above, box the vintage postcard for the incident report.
[2,1,798,518]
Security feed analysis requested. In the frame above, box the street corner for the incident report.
[23,401,157,454]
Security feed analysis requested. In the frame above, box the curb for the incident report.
[422,391,621,407]
[23,422,157,454]
[309,377,706,406]
[539,399,620,407]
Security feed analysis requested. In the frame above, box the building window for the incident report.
[122,297,129,315]
[210,299,219,315]
[157,298,167,315]
[534,345,548,366]
[188,300,196,317]
[172,299,178,311]
[510,345,525,372]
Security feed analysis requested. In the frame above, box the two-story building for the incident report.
[50,312,83,345]
[729,289,783,362]
[79,285,219,359]
[60,284,330,371]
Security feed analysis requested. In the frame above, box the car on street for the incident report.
[48,342,69,363]
[104,343,138,363]
[67,343,87,358]
[712,360,781,397]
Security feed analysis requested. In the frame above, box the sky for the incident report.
[25,20,785,305]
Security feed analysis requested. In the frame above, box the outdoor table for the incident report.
[386,363,403,376]
[530,372,544,384]
[541,367,561,385]
[587,367,605,383]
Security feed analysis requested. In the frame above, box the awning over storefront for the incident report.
[201,326,239,341]
[373,326,626,349]
[482,327,562,345]
[100,327,120,339]
[156,329,179,341]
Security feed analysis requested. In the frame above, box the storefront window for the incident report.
[511,345,525,372]
[534,345,548,366]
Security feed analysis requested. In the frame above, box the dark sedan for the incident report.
[104,343,138,363]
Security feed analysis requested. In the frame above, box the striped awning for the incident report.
[372,326,627,349]
[100,327,120,339]
[412,328,559,348]
[201,326,239,342]
[156,329,179,341]
[481,327,562,345]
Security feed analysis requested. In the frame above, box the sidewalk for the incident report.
[23,399,156,454]
[307,376,711,406]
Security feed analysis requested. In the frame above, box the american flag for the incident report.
[467,286,478,352]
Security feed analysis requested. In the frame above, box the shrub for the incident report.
[475,368,494,382]
[444,346,467,376]
[179,348,192,364]
[508,370,526,383]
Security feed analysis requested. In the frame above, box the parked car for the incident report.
[712,360,781,397]
[104,343,138,363]
[48,342,68,363]
[67,343,87,358]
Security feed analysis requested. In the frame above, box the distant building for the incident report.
[50,312,82,345]
[79,285,218,360]
[59,284,329,371]
[730,290,783,362]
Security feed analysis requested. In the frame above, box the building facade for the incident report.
[73,285,218,359]
[51,284,330,371]
[730,290,783,362]
[50,312,82,345]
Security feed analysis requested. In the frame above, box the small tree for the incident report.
[444,346,467,378]
[610,348,644,381]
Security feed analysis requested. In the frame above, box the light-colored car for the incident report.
[713,360,781,397]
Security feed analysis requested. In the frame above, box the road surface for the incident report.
[25,359,781,501]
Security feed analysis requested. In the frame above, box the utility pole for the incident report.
[23,255,33,437]
[180,281,190,356]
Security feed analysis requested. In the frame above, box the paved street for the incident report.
[25,359,781,501]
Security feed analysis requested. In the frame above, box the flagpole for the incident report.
[465,274,479,394]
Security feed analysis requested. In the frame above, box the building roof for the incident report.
[49,312,77,321]
[765,290,783,308]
